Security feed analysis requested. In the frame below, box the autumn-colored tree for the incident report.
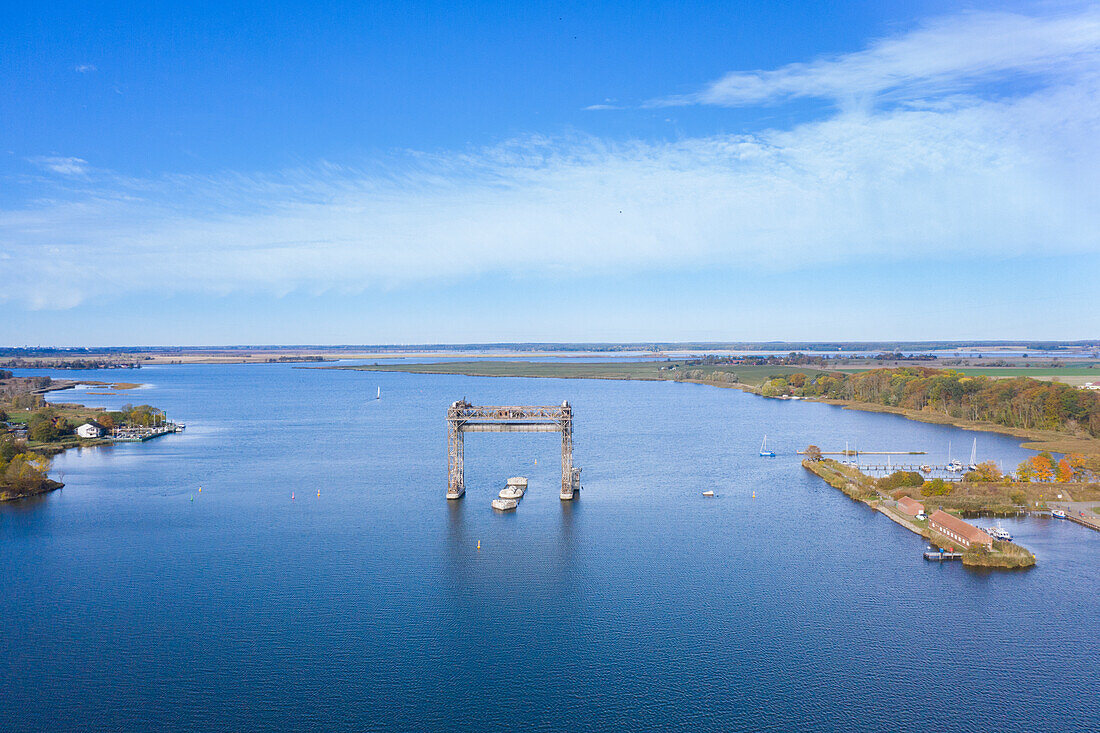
[1065,453,1089,482]
[1030,452,1055,482]
[1056,458,1074,483]
[1015,460,1034,482]
[804,445,823,461]
[964,461,1002,483]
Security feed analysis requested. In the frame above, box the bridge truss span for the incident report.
[446,400,579,501]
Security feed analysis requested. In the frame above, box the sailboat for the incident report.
[376,386,381,400]
[966,438,978,471]
[759,435,776,457]
[946,441,963,473]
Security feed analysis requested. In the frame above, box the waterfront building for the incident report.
[896,495,925,518]
[76,423,103,438]
[928,510,992,549]
[1081,381,1100,390]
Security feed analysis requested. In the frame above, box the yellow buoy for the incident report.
[317,489,320,497]
[477,540,481,550]
[752,491,756,498]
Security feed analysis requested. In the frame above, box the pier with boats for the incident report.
[109,422,185,442]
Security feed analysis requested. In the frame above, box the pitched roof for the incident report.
[897,495,924,514]
[929,510,992,545]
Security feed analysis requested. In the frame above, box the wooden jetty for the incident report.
[924,551,963,561]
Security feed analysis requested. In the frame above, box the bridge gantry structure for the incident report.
[446,400,580,501]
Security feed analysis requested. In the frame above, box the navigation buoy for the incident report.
[752,491,756,499]
[292,492,295,500]
[317,489,320,497]
[477,540,481,550]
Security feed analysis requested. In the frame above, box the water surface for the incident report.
[2,364,1097,732]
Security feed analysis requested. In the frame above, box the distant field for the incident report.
[330,361,829,387]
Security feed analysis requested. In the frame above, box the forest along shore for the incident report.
[0,371,167,501]
[802,458,1039,569]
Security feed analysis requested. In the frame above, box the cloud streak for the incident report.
[652,8,1100,108]
[3,8,1099,310]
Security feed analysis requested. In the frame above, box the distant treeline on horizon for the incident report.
[1,341,1099,356]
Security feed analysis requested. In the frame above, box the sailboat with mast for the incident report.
[966,438,978,472]
[376,386,381,400]
[946,441,963,473]
[759,435,775,457]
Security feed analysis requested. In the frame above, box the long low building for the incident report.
[928,510,993,549]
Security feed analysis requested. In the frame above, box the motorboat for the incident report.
[491,498,518,511]
[702,490,715,497]
[1052,509,1067,519]
[499,477,527,499]
[985,526,1013,542]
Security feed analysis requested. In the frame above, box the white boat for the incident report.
[1052,509,1067,519]
[376,386,381,400]
[986,526,1013,542]
[702,490,715,497]
[759,435,776,457]
[945,442,962,472]
[966,438,978,472]
[500,477,527,499]
[491,498,518,511]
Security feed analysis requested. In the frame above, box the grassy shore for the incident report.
[802,459,1037,568]
[328,359,1100,457]
[326,360,829,388]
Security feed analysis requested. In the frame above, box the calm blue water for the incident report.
[2,364,1098,732]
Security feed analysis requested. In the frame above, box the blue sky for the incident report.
[2,0,1099,345]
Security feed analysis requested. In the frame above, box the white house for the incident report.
[76,423,103,439]
[1081,381,1100,390]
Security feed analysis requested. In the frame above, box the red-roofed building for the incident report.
[897,496,925,518]
[928,510,992,549]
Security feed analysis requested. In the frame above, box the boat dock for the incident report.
[110,423,184,442]
[924,551,963,561]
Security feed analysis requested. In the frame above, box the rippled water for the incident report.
[2,364,1098,732]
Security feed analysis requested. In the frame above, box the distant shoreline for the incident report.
[326,360,1100,457]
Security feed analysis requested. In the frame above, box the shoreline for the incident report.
[328,361,1100,458]
[802,459,1037,569]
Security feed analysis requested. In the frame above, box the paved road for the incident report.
[1047,501,1100,531]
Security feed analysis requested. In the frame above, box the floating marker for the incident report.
[198,486,202,493]
[292,492,295,500]
[477,540,481,550]
[752,491,756,499]
[317,489,320,497]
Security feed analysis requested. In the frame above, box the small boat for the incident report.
[986,526,1013,542]
[376,387,381,400]
[702,490,715,497]
[1052,509,1067,519]
[759,435,775,457]
[499,477,527,499]
[946,460,963,473]
[919,465,932,473]
[491,498,518,511]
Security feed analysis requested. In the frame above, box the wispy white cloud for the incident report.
[27,156,90,176]
[74,64,97,73]
[652,8,1100,108]
[3,9,1099,310]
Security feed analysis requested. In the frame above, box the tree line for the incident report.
[764,367,1100,437]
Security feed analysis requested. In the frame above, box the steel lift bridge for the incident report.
[446,400,580,501]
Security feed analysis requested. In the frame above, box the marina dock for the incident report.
[110,423,184,442]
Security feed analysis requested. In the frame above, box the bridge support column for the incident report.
[560,405,577,500]
[447,417,464,499]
